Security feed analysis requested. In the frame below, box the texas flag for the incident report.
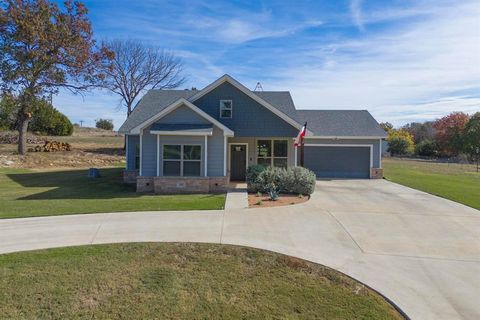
[294,123,307,147]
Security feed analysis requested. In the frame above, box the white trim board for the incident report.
[228,142,249,179]
[130,98,234,136]
[150,130,213,136]
[189,74,311,134]
[303,143,373,169]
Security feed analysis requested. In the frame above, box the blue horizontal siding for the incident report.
[193,82,298,137]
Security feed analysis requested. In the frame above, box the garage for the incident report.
[303,145,371,178]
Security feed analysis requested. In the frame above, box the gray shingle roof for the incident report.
[119,88,386,138]
[118,90,196,133]
[295,110,387,137]
[254,91,298,120]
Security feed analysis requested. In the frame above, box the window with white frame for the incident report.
[257,139,288,168]
[163,145,201,176]
[219,100,232,118]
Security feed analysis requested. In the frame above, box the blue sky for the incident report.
[53,0,480,129]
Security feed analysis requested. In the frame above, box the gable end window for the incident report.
[219,100,232,119]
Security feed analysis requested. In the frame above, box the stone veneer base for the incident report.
[370,168,383,179]
[136,176,229,194]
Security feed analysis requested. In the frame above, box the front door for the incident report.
[230,144,247,181]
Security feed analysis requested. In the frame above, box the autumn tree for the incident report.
[463,112,480,171]
[101,39,185,117]
[387,129,415,155]
[402,121,436,144]
[433,112,470,156]
[0,0,112,154]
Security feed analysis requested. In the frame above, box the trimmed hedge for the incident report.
[246,165,316,195]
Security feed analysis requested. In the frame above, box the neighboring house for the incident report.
[119,74,387,193]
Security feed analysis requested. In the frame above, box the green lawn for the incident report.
[0,243,404,319]
[0,167,225,219]
[383,158,480,210]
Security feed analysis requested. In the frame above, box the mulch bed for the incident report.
[248,193,309,208]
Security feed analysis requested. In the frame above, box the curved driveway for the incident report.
[0,179,479,320]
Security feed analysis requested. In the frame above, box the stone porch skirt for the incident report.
[136,176,229,194]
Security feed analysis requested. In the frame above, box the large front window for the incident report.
[163,145,201,176]
[257,139,288,168]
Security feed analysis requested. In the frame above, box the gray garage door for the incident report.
[304,146,370,178]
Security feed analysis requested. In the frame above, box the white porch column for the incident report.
[139,131,143,176]
[204,135,208,177]
[294,145,298,167]
[223,135,227,176]
[156,134,160,176]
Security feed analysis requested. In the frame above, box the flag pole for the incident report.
[300,122,307,167]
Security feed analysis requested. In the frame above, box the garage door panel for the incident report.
[304,146,370,178]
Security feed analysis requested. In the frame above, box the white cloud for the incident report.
[349,0,365,31]
[272,0,480,125]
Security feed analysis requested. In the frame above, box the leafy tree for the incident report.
[101,39,185,117]
[387,129,414,155]
[414,139,437,157]
[387,137,410,155]
[0,0,112,154]
[463,112,480,171]
[402,121,436,144]
[0,94,19,130]
[95,118,114,131]
[379,122,393,133]
[433,112,469,156]
[29,100,73,136]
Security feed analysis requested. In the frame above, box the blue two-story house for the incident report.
[119,74,387,193]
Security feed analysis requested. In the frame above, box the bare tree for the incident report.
[102,39,186,117]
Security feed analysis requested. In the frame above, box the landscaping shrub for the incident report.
[246,165,267,192]
[246,165,316,196]
[29,102,73,136]
[414,139,437,157]
[256,167,286,198]
[96,118,114,131]
[283,167,316,195]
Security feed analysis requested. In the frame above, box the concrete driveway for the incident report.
[0,179,479,320]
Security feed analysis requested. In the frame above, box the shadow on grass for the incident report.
[83,147,125,156]
[6,168,142,200]
[6,168,223,203]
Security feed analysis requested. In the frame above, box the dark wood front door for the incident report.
[230,144,247,181]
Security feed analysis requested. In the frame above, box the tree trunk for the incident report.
[18,117,30,155]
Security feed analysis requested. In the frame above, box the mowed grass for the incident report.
[0,167,225,219]
[0,243,405,319]
[383,158,480,210]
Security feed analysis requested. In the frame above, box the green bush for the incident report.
[29,101,73,136]
[96,118,114,131]
[246,165,267,192]
[387,136,411,155]
[283,167,316,195]
[415,139,437,157]
[0,95,19,131]
[246,165,316,195]
[256,167,286,195]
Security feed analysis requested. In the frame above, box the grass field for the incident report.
[0,167,225,219]
[0,243,404,319]
[383,158,480,210]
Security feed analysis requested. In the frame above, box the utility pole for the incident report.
[79,120,84,127]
